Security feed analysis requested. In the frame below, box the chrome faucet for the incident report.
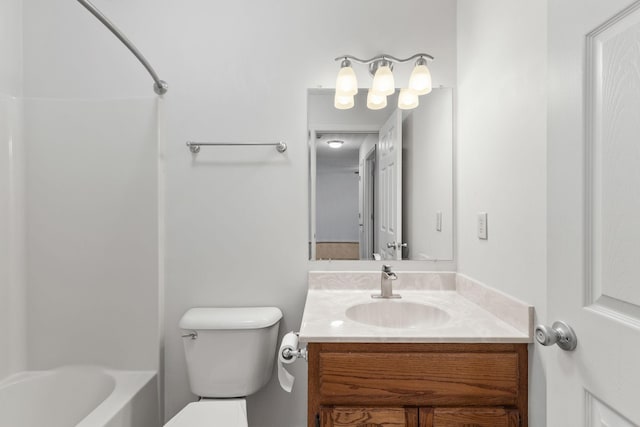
[372,265,401,299]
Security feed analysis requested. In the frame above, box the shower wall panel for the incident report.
[24,98,160,371]
[0,94,26,380]
[0,0,22,96]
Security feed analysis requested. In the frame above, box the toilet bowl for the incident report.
[165,400,247,427]
[164,307,282,427]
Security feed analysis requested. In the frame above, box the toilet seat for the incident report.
[164,399,248,427]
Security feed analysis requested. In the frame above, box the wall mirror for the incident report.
[308,88,453,261]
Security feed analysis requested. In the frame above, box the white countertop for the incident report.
[298,272,533,344]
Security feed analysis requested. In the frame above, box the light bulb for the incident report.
[335,60,358,96]
[398,89,419,110]
[371,65,395,96]
[367,89,387,110]
[408,59,432,95]
[334,93,354,110]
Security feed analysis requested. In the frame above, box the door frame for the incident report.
[361,145,376,259]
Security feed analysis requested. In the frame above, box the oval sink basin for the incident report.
[345,301,450,329]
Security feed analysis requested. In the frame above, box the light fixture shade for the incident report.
[371,66,395,96]
[327,140,344,149]
[367,89,387,110]
[398,88,419,110]
[335,66,358,96]
[334,93,354,110]
[408,63,432,95]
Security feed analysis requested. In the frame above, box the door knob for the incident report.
[535,320,577,351]
[386,242,408,249]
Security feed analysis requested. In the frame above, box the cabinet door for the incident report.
[424,408,519,427]
[321,407,418,427]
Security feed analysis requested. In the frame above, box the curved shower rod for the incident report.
[76,0,168,95]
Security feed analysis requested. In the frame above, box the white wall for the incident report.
[456,1,547,426]
[0,0,25,381]
[21,0,457,425]
[162,2,457,425]
[316,162,360,242]
[402,88,454,261]
[24,98,160,371]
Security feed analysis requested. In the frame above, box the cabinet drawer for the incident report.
[425,408,519,427]
[321,406,418,427]
[318,351,519,406]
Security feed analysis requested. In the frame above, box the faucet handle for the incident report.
[373,264,401,299]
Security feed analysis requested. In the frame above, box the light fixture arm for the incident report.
[334,53,434,65]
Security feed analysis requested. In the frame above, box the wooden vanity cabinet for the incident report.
[308,343,528,427]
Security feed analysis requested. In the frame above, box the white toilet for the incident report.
[165,306,283,427]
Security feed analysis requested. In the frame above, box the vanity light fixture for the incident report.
[335,59,358,96]
[367,90,387,110]
[334,94,355,110]
[408,56,432,95]
[327,140,345,149]
[334,58,358,109]
[398,88,419,110]
[333,53,434,111]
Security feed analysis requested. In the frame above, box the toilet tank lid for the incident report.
[179,307,283,330]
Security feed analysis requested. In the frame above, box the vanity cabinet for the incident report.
[308,343,527,427]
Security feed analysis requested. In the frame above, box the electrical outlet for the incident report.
[478,212,488,240]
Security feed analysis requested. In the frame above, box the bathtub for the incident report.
[0,365,159,427]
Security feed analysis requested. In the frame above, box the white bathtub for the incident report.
[0,366,159,427]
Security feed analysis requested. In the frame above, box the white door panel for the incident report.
[548,1,640,426]
[587,392,638,427]
[377,109,402,260]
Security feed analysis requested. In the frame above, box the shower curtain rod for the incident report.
[76,0,168,95]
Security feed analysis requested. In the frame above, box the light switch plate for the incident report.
[478,212,488,240]
[436,211,442,232]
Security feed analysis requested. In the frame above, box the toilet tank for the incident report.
[179,307,283,398]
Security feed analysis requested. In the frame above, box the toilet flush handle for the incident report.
[181,331,198,340]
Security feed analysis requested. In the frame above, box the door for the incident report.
[547,1,640,425]
[377,109,402,260]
